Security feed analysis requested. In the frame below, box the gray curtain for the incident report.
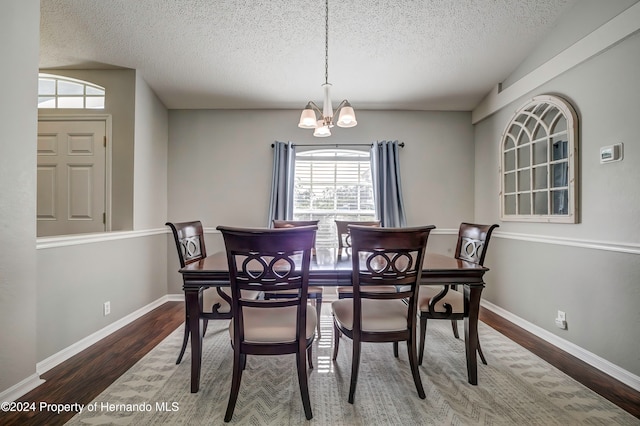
[267,141,296,225]
[370,140,406,227]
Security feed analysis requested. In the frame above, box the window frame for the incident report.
[38,73,106,110]
[500,95,579,223]
[293,148,376,247]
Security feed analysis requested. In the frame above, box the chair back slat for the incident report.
[335,220,381,253]
[349,225,435,317]
[455,223,499,265]
[273,220,319,228]
[166,221,207,267]
[217,225,317,338]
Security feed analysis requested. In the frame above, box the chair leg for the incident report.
[418,316,427,366]
[477,336,488,365]
[202,319,209,337]
[315,295,322,339]
[332,322,340,360]
[175,321,189,365]
[307,344,314,369]
[393,342,399,358]
[407,335,426,399]
[348,338,361,404]
[451,319,459,339]
[296,347,313,420]
[224,350,245,422]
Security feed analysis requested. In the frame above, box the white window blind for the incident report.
[293,149,375,247]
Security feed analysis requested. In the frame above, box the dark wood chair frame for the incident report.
[334,220,382,299]
[166,221,233,365]
[418,222,499,366]
[332,225,435,403]
[217,225,317,422]
[335,219,381,254]
[269,220,323,337]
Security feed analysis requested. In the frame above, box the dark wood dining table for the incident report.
[180,248,489,392]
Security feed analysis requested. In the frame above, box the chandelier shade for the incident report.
[297,0,357,136]
[298,105,317,129]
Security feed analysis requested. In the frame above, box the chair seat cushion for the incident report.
[229,303,317,343]
[417,286,464,314]
[332,299,408,332]
[336,285,397,294]
[202,288,261,314]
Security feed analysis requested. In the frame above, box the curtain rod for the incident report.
[271,142,404,148]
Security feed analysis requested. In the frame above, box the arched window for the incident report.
[500,95,579,223]
[38,73,105,109]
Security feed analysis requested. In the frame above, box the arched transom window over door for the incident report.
[500,95,579,223]
[38,73,105,109]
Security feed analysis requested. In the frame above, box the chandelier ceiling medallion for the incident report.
[298,0,357,137]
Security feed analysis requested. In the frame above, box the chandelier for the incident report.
[298,0,357,137]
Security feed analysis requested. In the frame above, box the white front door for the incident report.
[37,119,107,237]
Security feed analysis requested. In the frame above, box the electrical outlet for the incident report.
[103,301,111,316]
[555,310,566,329]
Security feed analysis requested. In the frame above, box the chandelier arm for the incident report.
[306,101,324,118]
[333,99,349,115]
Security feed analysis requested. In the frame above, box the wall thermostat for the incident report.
[600,143,623,164]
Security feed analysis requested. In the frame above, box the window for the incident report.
[293,149,375,247]
[500,95,579,223]
[38,73,105,109]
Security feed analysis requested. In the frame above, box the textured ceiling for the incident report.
[40,0,579,110]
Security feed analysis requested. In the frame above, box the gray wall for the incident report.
[134,72,169,229]
[0,3,170,395]
[35,74,170,361]
[39,68,136,231]
[502,0,639,89]
[473,7,640,374]
[166,109,474,293]
[4,0,638,399]
[0,0,39,394]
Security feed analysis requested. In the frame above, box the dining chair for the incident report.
[332,224,435,404]
[334,220,397,299]
[335,219,382,254]
[217,225,317,422]
[166,221,260,365]
[417,222,499,366]
[269,220,323,337]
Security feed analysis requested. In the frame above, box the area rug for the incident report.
[66,313,638,425]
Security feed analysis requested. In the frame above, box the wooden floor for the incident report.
[1,302,638,425]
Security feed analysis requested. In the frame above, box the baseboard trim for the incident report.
[36,295,172,375]
[167,293,184,302]
[481,300,640,392]
[0,374,45,404]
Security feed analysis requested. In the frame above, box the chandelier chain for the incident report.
[298,0,356,135]
[325,0,329,85]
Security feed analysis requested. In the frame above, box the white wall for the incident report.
[473,5,640,377]
[0,0,39,396]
